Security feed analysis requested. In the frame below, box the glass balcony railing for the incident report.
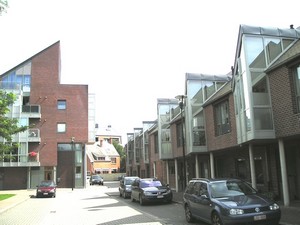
[22,105,41,118]
[0,152,40,167]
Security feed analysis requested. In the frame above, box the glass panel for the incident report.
[254,108,273,130]
[57,100,66,110]
[265,38,282,64]
[252,78,270,105]
[250,71,264,82]
[19,118,28,127]
[245,109,251,131]
[244,36,266,69]
[57,123,66,133]
[215,100,230,136]
[203,80,215,101]
[282,39,294,49]
[192,112,206,146]
[187,80,204,105]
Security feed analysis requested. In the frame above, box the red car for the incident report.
[36,180,57,198]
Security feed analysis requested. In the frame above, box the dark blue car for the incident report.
[131,178,173,205]
[183,178,281,225]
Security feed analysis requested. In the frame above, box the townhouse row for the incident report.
[125,24,300,207]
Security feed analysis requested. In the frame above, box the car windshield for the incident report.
[125,179,136,185]
[92,175,101,179]
[210,181,256,198]
[140,180,162,188]
[40,181,54,187]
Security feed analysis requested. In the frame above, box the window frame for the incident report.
[57,100,67,110]
[57,122,66,133]
[214,99,231,136]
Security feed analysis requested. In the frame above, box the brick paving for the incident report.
[1,188,299,225]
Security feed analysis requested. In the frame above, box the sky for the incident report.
[1,0,299,144]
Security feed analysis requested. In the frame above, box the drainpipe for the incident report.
[195,155,199,178]
[279,139,290,206]
[210,152,215,178]
[249,144,256,189]
[175,159,178,192]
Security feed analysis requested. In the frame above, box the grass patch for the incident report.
[0,194,15,201]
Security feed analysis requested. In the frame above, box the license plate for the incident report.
[254,215,266,221]
[43,193,48,195]
[157,195,163,198]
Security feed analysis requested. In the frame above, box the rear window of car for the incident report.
[125,178,136,185]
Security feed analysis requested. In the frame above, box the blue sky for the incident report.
[1,0,299,143]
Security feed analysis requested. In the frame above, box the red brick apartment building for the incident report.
[0,41,89,189]
[125,25,300,207]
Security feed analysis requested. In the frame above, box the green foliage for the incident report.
[0,90,28,161]
[112,140,126,172]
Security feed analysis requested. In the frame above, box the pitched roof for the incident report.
[86,140,119,162]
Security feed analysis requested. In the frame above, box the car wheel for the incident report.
[211,212,223,225]
[185,204,194,223]
[139,195,144,205]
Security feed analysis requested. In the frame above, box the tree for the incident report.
[0,0,8,16]
[0,90,28,161]
[112,140,126,172]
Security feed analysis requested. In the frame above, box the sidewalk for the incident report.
[172,191,300,225]
[1,189,300,225]
[0,189,36,214]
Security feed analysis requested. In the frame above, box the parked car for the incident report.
[131,178,173,205]
[119,176,139,198]
[90,175,104,185]
[183,178,281,225]
[36,180,57,198]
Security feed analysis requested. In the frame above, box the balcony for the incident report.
[11,128,41,143]
[27,128,41,143]
[0,152,40,167]
[22,105,41,118]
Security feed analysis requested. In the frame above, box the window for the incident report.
[57,123,66,133]
[111,158,116,163]
[154,133,159,153]
[295,66,300,112]
[214,100,230,136]
[57,100,66,110]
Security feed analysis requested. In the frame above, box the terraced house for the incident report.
[0,41,93,190]
[125,24,300,206]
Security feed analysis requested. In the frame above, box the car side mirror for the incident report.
[201,194,209,199]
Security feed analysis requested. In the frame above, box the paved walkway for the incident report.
[1,189,300,225]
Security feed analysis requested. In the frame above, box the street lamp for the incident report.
[71,137,75,191]
[175,95,187,189]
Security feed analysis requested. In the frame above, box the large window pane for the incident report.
[254,108,273,130]
[265,38,282,64]
[252,78,270,105]
[214,100,230,136]
[244,36,266,69]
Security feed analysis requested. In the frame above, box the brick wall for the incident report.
[269,66,300,137]
[204,93,238,151]
[30,42,88,166]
